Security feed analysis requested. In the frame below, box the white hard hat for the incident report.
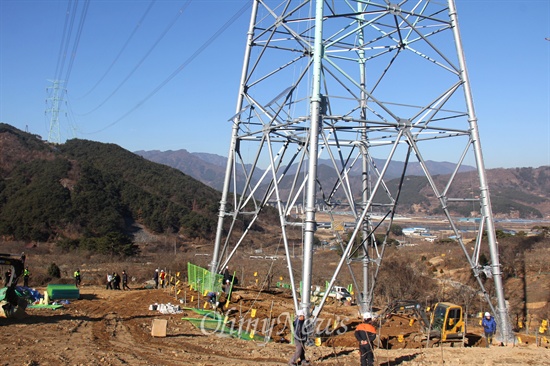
[362,312,373,319]
[485,312,491,317]
[296,309,306,316]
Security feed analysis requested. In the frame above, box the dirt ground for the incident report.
[1,285,549,366]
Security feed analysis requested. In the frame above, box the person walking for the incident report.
[482,312,497,347]
[154,269,159,289]
[288,309,310,366]
[122,270,131,290]
[106,273,113,290]
[355,312,377,366]
[113,272,121,290]
[23,267,30,287]
[74,269,81,287]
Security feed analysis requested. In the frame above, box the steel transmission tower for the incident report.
[211,0,512,342]
[45,79,66,144]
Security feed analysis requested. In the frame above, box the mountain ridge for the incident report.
[136,149,549,219]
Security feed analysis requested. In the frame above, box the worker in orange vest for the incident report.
[355,312,377,366]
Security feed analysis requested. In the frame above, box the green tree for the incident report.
[96,232,139,257]
[48,263,61,278]
[390,224,403,236]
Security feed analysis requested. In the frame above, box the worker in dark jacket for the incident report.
[122,270,131,290]
[288,309,310,365]
[206,291,219,307]
[153,269,159,289]
[482,312,497,347]
[355,312,377,366]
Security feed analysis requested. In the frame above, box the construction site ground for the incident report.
[1,285,549,366]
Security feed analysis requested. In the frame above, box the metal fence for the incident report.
[187,263,223,295]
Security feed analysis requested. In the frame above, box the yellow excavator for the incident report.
[0,253,27,318]
[429,302,465,343]
[380,300,465,346]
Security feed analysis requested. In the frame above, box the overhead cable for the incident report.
[78,0,193,116]
[87,1,251,134]
[76,0,158,99]
[54,0,78,81]
[63,0,91,89]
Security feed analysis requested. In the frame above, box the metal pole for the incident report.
[210,0,259,275]
[301,0,324,317]
[357,1,370,315]
[448,0,511,343]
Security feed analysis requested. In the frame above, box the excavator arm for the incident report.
[379,300,431,331]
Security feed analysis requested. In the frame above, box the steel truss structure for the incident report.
[210,0,512,342]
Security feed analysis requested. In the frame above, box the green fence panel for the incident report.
[187,263,223,294]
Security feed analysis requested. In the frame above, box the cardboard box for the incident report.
[151,319,167,337]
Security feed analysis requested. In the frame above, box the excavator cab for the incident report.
[431,302,464,341]
[0,253,27,318]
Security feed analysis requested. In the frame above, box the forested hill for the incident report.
[0,123,221,250]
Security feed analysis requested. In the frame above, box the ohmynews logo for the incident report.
[199,310,349,339]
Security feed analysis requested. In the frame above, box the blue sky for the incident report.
[0,0,548,169]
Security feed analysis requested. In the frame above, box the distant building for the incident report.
[458,217,481,223]
[402,227,429,236]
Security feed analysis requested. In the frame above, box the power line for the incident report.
[54,0,77,81]
[77,0,193,116]
[87,1,251,134]
[76,0,158,99]
[63,0,91,89]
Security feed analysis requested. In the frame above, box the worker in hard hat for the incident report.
[159,270,166,288]
[482,312,497,347]
[355,312,377,366]
[288,309,310,366]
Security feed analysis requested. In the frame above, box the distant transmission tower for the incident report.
[45,79,66,144]
[211,0,512,343]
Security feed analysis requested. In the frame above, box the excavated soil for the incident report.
[1,285,549,366]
